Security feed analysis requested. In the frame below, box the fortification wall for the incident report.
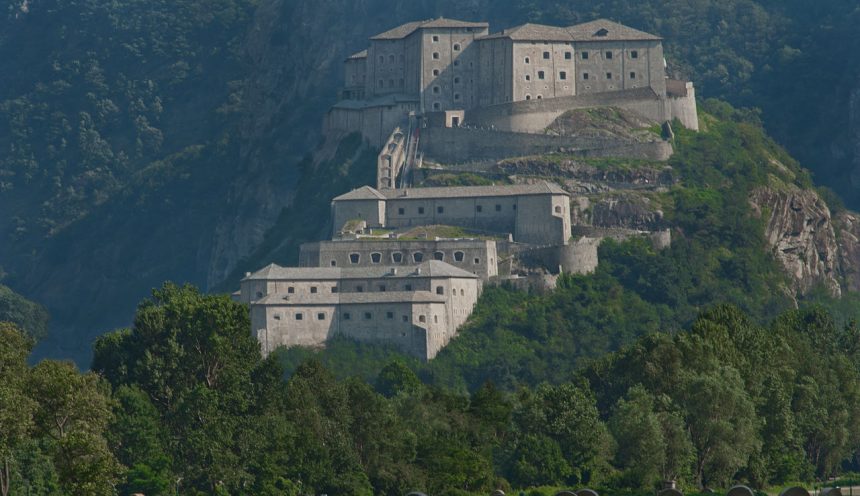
[377,127,407,189]
[325,102,416,147]
[668,92,699,131]
[422,126,672,162]
[512,237,600,275]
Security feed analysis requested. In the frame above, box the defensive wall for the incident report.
[464,85,698,133]
[377,127,407,189]
[421,125,672,162]
[298,239,499,280]
[324,97,418,148]
[509,237,601,274]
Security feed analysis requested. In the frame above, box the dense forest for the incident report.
[0,0,858,360]
[2,285,859,495]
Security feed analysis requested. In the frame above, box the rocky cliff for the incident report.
[749,185,860,298]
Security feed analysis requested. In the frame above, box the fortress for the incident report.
[236,17,697,360]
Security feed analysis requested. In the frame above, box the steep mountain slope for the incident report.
[1,0,858,362]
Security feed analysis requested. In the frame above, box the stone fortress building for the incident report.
[237,16,696,360]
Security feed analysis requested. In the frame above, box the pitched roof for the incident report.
[566,19,661,41]
[346,49,367,60]
[243,260,478,281]
[370,17,488,40]
[332,185,386,201]
[380,181,569,200]
[478,19,661,43]
[478,23,573,42]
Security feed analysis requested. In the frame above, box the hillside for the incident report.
[0,0,858,361]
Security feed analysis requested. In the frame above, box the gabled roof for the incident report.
[253,290,448,306]
[332,185,386,201]
[346,49,367,60]
[566,19,661,41]
[478,23,573,42]
[371,17,489,40]
[380,181,569,200]
[478,19,661,43]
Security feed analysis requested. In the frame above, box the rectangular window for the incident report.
[378,285,386,292]
[495,204,501,212]
[310,286,317,294]
[343,312,351,320]
[630,71,636,79]
[559,71,567,80]
[437,206,444,214]
[386,311,394,320]
[581,51,589,60]
[356,285,364,293]
[287,287,295,294]
[432,69,439,76]
[476,205,483,213]
[538,70,545,80]
[432,35,439,42]
[317,312,326,320]
[605,51,613,59]
[606,72,612,80]
[564,51,572,60]
[542,51,550,59]
[418,207,425,214]
[331,286,338,293]
[631,50,638,59]
[432,52,440,60]
[364,312,372,320]
[583,72,589,80]
[295,313,303,321]
[398,207,405,215]
[405,284,413,291]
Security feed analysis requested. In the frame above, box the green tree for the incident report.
[0,323,36,496]
[608,385,666,488]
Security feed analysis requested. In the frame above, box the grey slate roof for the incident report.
[566,19,661,41]
[478,23,574,42]
[346,49,368,60]
[244,260,478,281]
[371,17,488,40]
[332,185,387,201]
[381,181,569,200]
[478,19,660,42]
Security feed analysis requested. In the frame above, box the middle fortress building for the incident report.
[238,16,693,360]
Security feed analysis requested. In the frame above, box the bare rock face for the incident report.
[836,211,860,293]
[749,186,842,297]
[588,194,666,231]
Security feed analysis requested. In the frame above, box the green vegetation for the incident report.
[419,172,500,187]
[0,284,48,340]
[4,286,860,494]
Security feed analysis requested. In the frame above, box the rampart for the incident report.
[421,126,672,163]
[377,127,407,189]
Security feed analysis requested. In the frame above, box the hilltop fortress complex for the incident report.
[236,17,697,360]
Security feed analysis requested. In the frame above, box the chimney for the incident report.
[390,268,397,275]
[415,267,422,275]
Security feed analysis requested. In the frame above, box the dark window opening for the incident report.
[349,253,360,264]
[630,71,636,79]
[434,251,444,261]
[436,286,444,295]
[605,51,613,59]
[581,51,589,60]
[606,72,612,80]
[371,252,382,264]
[398,207,405,215]
[454,251,465,262]
[538,70,545,80]
[344,312,351,320]
[560,71,567,80]
[364,312,372,320]
[295,313,303,321]
[437,206,444,214]
[418,207,425,214]
[476,205,483,212]
[583,72,590,80]
[495,204,501,211]
[631,50,638,59]
[310,286,318,294]
[392,252,403,263]
[386,311,394,319]
[543,51,550,59]
[564,51,572,60]
[413,252,424,262]
[287,287,295,294]
[317,313,326,320]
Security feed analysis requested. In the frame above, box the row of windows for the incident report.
[277,310,439,325]
[345,251,484,265]
[378,78,405,89]
[396,204,516,216]
[581,71,638,81]
[524,50,639,63]
[377,54,405,64]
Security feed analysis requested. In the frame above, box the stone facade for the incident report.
[299,239,499,280]
[238,261,480,360]
[331,182,572,246]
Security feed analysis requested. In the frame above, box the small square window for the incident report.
[295,313,303,321]
[378,284,386,292]
[453,60,459,66]
[454,93,461,101]
[356,285,364,293]
[495,204,501,211]
[606,72,612,80]
[432,69,439,76]
[538,71,545,80]
[524,57,530,64]
[343,312,351,320]
[474,257,481,264]
[392,252,403,263]
[630,72,636,79]
[330,260,336,267]
[432,52,440,60]
[402,315,409,322]
[364,312,372,320]
[525,74,531,81]
[476,205,483,212]
[559,71,567,80]
[454,76,460,84]
[564,51,572,60]
[432,102,440,110]
[432,35,439,42]
[310,286,318,294]
[349,253,360,264]
[542,51,550,59]
[371,252,382,264]
[331,286,338,293]
[437,206,444,214]
[418,207,425,214]
[605,51,613,59]
[405,284,413,291]
[287,287,295,294]
[433,86,440,94]
[581,51,589,60]
[317,312,326,320]
[631,50,638,59]
[386,311,394,319]
[453,43,461,51]
[398,207,405,215]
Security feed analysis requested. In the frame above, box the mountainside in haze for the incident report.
[1,0,859,361]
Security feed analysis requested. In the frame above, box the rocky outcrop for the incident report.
[749,186,842,297]
[495,157,675,193]
[836,211,860,293]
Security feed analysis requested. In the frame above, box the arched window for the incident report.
[413,252,424,262]
[432,52,440,60]
[524,56,530,64]
[454,251,465,262]
[349,253,360,264]
[554,205,562,213]
[370,252,382,264]
[460,288,465,296]
[525,94,531,100]
[433,251,444,261]
[453,43,461,51]
[392,252,403,263]
[388,54,395,63]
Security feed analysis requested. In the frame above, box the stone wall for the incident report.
[324,101,416,147]
[331,198,386,235]
[299,239,499,280]
[377,127,407,189]
[512,237,600,274]
[421,126,672,162]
